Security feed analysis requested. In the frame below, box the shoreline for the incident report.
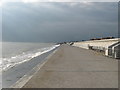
[11,47,59,88]
[2,47,59,88]
[1,44,59,72]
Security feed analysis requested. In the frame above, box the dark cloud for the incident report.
[2,2,118,42]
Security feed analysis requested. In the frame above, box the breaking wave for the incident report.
[0,45,59,71]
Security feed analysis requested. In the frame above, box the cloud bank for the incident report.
[2,2,118,42]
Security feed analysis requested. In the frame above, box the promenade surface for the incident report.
[23,45,118,88]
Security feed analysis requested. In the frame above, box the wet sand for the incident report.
[22,45,118,88]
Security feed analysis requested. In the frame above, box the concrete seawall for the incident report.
[73,38,119,49]
[22,45,118,88]
[73,38,120,58]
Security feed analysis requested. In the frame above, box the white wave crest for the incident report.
[0,45,59,71]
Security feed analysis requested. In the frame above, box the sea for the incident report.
[0,42,59,71]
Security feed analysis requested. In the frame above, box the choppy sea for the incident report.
[0,42,59,71]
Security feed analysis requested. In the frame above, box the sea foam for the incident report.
[0,45,59,71]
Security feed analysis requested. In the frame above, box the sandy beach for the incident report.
[21,45,118,88]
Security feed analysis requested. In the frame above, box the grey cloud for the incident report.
[2,2,118,42]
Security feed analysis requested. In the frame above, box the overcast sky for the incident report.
[2,2,118,43]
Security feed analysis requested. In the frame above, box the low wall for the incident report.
[73,38,119,56]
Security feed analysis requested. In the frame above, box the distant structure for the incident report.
[90,37,115,40]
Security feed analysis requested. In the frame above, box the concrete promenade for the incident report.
[23,45,118,88]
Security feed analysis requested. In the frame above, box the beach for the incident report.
[19,44,118,88]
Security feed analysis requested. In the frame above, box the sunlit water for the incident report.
[0,42,59,71]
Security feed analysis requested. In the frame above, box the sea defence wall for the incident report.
[73,38,120,59]
[23,45,118,88]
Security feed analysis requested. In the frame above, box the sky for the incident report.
[1,1,118,43]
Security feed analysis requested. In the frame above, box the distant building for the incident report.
[90,37,115,40]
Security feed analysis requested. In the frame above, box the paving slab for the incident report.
[23,45,118,88]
